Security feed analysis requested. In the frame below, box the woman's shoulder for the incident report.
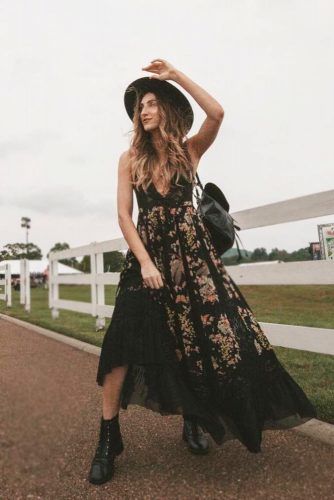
[119,146,135,160]
[118,147,137,169]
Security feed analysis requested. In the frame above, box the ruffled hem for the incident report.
[117,361,316,453]
[96,286,317,454]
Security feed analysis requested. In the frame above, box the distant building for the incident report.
[309,241,321,260]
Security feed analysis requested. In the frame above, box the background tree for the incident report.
[268,247,289,261]
[0,242,42,260]
[104,251,126,272]
[286,247,312,262]
[78,251,125,273]
[80,255,91,273]
[47,243,80,269]
[220,248,251,266]
[251,247,268,261]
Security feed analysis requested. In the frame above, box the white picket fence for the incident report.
[49,238,127,330]
[0,263,12,307]
[45,188,334,352]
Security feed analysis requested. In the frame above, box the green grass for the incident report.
[58,284,118,305]
[0,284,333,425]
[0,286,119,347]
[238,284,334,329]
[273,346,334,425]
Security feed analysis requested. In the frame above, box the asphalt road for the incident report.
[1,317,333,499]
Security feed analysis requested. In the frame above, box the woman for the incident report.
[88,59,317,485]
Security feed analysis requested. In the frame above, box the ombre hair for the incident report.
[127,89,195,193]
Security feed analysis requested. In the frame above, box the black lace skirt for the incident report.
[96,273,317,454]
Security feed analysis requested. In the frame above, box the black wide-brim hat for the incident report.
[124,77,194,133]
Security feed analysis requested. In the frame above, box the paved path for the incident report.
[1,317,333,500]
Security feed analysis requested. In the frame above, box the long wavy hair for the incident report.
[127,88,195,193]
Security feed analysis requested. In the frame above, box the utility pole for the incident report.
[21,217,31,256]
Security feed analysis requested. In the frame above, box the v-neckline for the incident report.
[151,171,177,198]
[152,181,171,198]
[152,182,171,198]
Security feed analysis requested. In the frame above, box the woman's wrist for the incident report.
[172,69,184,84]
[139,255,152,267]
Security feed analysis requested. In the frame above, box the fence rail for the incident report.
[231,188,334,229]
[45,188,334,348]
[227,260,334,285]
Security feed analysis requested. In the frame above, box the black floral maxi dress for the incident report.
[96,170,317,454]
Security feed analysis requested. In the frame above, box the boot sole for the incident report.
[88,442,124,485]
[89,471,114,485]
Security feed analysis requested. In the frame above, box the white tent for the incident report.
[0,259,83,275]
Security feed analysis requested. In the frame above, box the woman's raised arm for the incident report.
[142,59,224,164]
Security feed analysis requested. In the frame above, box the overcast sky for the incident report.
[1,0,333,259]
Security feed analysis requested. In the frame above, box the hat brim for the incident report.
[124,77,194,134]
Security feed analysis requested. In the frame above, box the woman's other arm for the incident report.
[117,151,164,289]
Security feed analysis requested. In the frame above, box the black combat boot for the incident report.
[88,414,124,485]
[182,415,210,454]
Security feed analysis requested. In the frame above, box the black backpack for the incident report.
[194,172,248,261]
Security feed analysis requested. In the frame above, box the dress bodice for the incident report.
[134,173,194,209]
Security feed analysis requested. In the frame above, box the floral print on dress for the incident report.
[117,176,276,382]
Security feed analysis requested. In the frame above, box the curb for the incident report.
[1,313,334,448]
[0,313,101,357]
[292,418,334,446]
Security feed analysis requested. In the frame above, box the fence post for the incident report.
[20,259,25,305]
[24,259,30,312]
[50,259,59,319]
[95,252,106,331]
[0,263,12,307]
[90,249,97,319]
[19,259,30,311]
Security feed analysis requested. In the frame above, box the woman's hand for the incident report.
[142,59,178,82]
[141,259,164,289]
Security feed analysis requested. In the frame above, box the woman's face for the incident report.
[139,92,160,131]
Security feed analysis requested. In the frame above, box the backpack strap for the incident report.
[195,172,204,190]
[193,171,203,202]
